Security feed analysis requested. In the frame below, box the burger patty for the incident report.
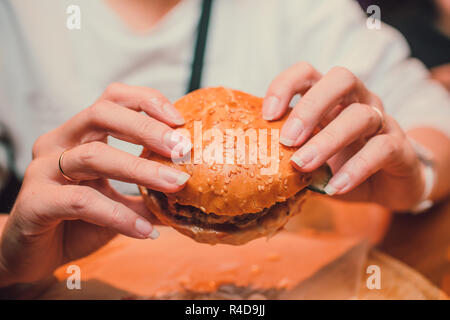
[150,191,299,231]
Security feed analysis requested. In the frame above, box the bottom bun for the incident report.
[139,186,309,245]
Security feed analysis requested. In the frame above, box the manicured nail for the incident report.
[280,117,304,146]
[158,166,190,186]
[163,131,192,156]
[148,228,160,240]
[162,103,185,125]
[324,172,350,195]
[291,145,318,168]
[135,218,153,237]
[262,96,279,121]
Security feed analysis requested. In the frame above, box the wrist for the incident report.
[408,138,437,213]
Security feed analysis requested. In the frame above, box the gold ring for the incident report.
[371,106,385,134]
[58,150,79,182]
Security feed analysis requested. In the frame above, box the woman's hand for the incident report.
[0,83,192,287]
[262,63,425,211]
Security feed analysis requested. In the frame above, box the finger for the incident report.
[101,82,185,126]
[323,134,401,196]
[280,66,381,147]
[318,104,345,129]
[263,62,322,121]
[86,179,163,224]
[61,141,190,193]
[290,103,382,171]
[113,195,163,225]
[61,101,192,158]
[34,184,160,240]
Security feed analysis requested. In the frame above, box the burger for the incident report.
[139,87,330,245]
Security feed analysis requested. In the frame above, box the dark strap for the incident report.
[186,0,214,93]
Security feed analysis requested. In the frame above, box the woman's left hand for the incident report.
[262,62,424,211]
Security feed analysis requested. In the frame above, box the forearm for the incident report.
[0,214,7,233]
[407,127,450,203]
[0,214,15,288]
[0,214,55,298]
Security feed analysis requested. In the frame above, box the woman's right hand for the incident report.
[0,83,192,287]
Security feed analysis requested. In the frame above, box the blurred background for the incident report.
[357,0,450,295]
[358,0,450,90]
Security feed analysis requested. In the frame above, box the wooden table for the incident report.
[359,250,447,299]
[380,199,450,296]
[1,197,449,299]
[33,247,448,300]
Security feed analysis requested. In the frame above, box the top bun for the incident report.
[143,87,312,215]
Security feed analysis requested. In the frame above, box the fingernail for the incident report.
[135,218,153,237]
[158,166,190,186]
[324,172,350,195]
[291,145,318,168]
[162,103,185,125]
[148,228,160,240]
[262,96,279,120]
[280,117,304,146]
[163,131,192,156]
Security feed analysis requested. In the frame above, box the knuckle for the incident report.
[108,203,127,228]
[365,105,379,126]
[273,62,317,95]
[355,103,378,128]
[331,66,357,86]
[78,141,105,166]
[383,136,400,159]
[32,134,50,159]
[137,118,158,144]
[352,154,371,174]
[124,158,147,180]
[104,82,124,96]
[64,186,96,213]
[295,61,315,75]
[373,134,399,159]
[86,102,106,124]
[141,86,158,96]
[297,94,317,112]
[318,129,341,148]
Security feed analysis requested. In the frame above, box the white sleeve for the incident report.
[284,0,450,138]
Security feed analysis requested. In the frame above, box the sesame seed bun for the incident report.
[139,87,312,245]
